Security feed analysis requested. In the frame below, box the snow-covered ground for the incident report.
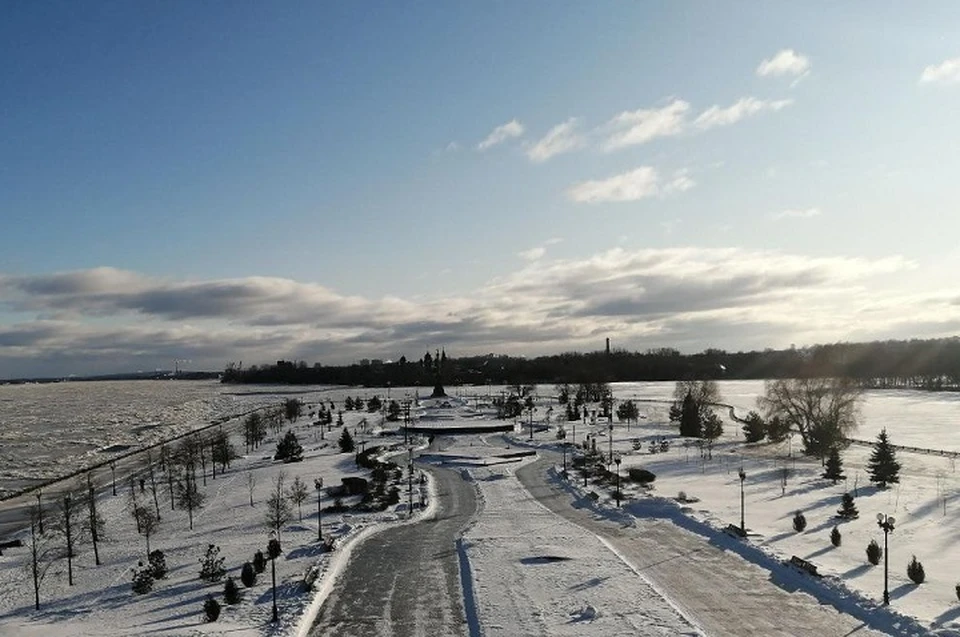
[502,396,960,635]
[0,404,424,636]
[4,383,960,636]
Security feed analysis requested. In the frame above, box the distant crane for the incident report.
[173,359,192,376]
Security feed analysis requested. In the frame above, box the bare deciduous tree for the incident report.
[288,475,309,522]
[757,377,862,459]
[264,471,292,542]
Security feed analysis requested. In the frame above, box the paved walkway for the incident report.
[307,464,477,637]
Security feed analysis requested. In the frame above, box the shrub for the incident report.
[830,526,841,547]
[955,583,960,602]
[867,539,882,565]
[627,468,656,484]
[131,561,154,594]
[199,544,226,582]
[677,491,687,502]
[224,576,241,604]
[203,595,221,622]
[148,549,167,579]
[253,550,267,574]
[837,492,858,519]
[792,510,807,532]
[907,555,925,584]
[240,561,256,587]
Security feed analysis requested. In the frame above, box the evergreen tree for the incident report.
[741,411,767,443]
[766,415,791,443]
[679,392,701,437]
[274,430,304,463]
[792,510,807,532]
[830,526,842,547]
[224,576,241,604]
[240,561,256,587]
[204,595,221,622]
[338,427,355,453]
[867,428,901,488]
[822,447,845,483]
[837,492,859,519]
[199,544,226,582]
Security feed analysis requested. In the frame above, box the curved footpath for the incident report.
[516,454,889,637]
[307,464,477,637]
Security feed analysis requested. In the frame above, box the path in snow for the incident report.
[463,460,700,636]
[306,464,477,637]
[516,454,889,637]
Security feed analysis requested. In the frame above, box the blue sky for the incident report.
[3,2,960,377]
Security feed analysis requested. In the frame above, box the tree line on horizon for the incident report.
[221,336,960,388]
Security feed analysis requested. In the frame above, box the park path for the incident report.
[516,454,889,637]
[307,464,477,637]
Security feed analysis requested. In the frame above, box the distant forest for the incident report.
[221,337,960,390]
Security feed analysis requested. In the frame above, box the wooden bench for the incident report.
[0,539,22,550]
[587,491,600,501]
[725,524,747,538]
[789,555,821,577]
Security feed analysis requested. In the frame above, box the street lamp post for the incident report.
[267,535,282,621]
[313,478,323,542]
[608,422,614,465]
[877,513,896,605]
[110,461,117,496]
[738,467,746,535]
[614,455,622,507]
[562,443,568,475]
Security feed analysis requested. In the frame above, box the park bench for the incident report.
[724,524,747,538]
[788,555,821,577]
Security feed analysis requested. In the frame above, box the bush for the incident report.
[627,468,656,484]
[867,539,882,565]
[148,549,167,579]
[907,555,925,584]
[240,561,256,587]
[955,583,960,602]
[830,526,841,547]
[203,595,221,622]
[253,550,267,574]
[199,544,226,582]
[677,491,687,502]
[224,576,241,604]
[131,561,154,594]
[792,510,807,532]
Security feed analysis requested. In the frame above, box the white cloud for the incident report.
[445,141,460,152]
[756,49,811,78]
[662,169,695,195]
[567,167,660,204]
[771,208,822,220]
[602,99,690,151]
[526,118,583,162]
[518,238,563,261]
[920,57,960,84]
[566,167,695,204]
[518,247,546,261]
[694,97,792,130]
[477,119,525,151]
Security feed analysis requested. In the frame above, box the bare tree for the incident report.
[83,474,103,566]
[673,380,722,420]
[146,449,161,520]
[135,505,160,558]
[28,505,61,610]
[247,471,257,507]
[757,377,862,459]
[175,470,205,530]
[55,494,79,586]
[288,475,309,522]
[264,472,292,542]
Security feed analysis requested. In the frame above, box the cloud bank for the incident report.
[0,247,941,377]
